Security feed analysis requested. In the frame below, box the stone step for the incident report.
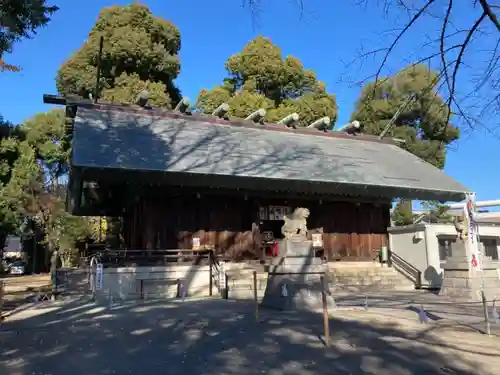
[228,283,415,300]
[227,276,413,288]
[330,284,415,293]
[228,279,267,289]
[228,289,265,300]
[329,268,401,276]
[331,274,413,282]
[329,261,383,267]
[330,279,412,286]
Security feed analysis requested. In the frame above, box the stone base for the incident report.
[439,240,500,301]
[260,239,335,311]
[439,266,500,301]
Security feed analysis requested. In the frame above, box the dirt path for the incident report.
[1,274,51,318]
[1,298,499,375]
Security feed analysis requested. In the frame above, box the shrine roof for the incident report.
[70,103,471,201]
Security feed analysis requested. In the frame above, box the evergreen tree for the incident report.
[0,0,58,72]
[56,3,182,107]
[351,64,459,169]
[197,36,338,128]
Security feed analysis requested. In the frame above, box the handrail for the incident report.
[389,252,422,289]
[208,250,228,299]
[85,248,212,267]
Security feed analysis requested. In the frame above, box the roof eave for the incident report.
[73,165,468,202]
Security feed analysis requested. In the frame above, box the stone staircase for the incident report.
[225,262,415,300]
[226,266,268,300]
[328,262,415,294]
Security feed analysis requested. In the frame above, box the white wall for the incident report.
[98,264,212,300]
[388,223,500,289]
[96,262,258,301]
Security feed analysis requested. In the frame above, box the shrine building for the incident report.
[54,96,470,262]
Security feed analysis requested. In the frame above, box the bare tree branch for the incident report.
[242,0,500,132]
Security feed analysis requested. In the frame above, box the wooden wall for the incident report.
[122,191,256,260]
[121,189,391,261]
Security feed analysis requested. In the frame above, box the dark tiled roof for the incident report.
[71,104,471,201]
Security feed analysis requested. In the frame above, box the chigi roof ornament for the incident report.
[277,113,299,128]
[212,103,229,118]
[337,120,362,135]
[306,117,330,132]
[174,97,191,114]
[245,108,266,124]
[135,90,150,107]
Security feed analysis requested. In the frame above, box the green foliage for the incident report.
[0,0,58,71]
[22,109,69,181]
[0,137,41,248]
[56,3,181,107]
[351,64,459,169]
[197,36,338,128]
[421,201,453,224]
[391,201,415,226]
[0,110,97,267]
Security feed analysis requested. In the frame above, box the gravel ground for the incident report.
[1,297,500,375]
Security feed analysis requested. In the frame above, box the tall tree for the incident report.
[0,0,58,72]
[56,3,182,107]
[0,134,41,245]
[0,119,32,247]
[351,64,459,169]
[353,65,460,227]
[242,1,500,129]
[197,36,338,128]
[22,109,69,188]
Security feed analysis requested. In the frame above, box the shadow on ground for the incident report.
[0,297,499,375]
[332,291,500,335]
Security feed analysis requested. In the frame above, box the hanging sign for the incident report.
[268,206,291,221]
[95,263,103,291]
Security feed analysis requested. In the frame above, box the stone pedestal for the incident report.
[439,240,500,301]
[260,239,335,311]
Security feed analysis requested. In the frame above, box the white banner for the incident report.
[464,193,481,271]
[95,263,104,291]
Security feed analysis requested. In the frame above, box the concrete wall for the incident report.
[94,262,263,301]
[97,265,213,300]
[388,223,500,289]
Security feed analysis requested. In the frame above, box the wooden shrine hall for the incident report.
[51,94,470,262]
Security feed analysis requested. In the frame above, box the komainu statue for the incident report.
[281,207,310,240]
[453,216,464,240]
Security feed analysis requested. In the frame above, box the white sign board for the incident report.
[281,284,288,297]
[312,233,323,247]
[192,237,201,250]
[95,263,103,291]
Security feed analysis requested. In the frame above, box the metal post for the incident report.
[32,235,37,274]
[321,275,330,347]
[220,261,227,299]
[0,280,4,322]
[482,290,491,336]
[224,274,229,300]
[469,193,491,336]
[209,252,213,297]
[89,256,97,301]
[479,247,491,336]
[108,288,113,310]
[253,271,259,322]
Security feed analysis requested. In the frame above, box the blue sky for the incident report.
[0,0,498,203]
